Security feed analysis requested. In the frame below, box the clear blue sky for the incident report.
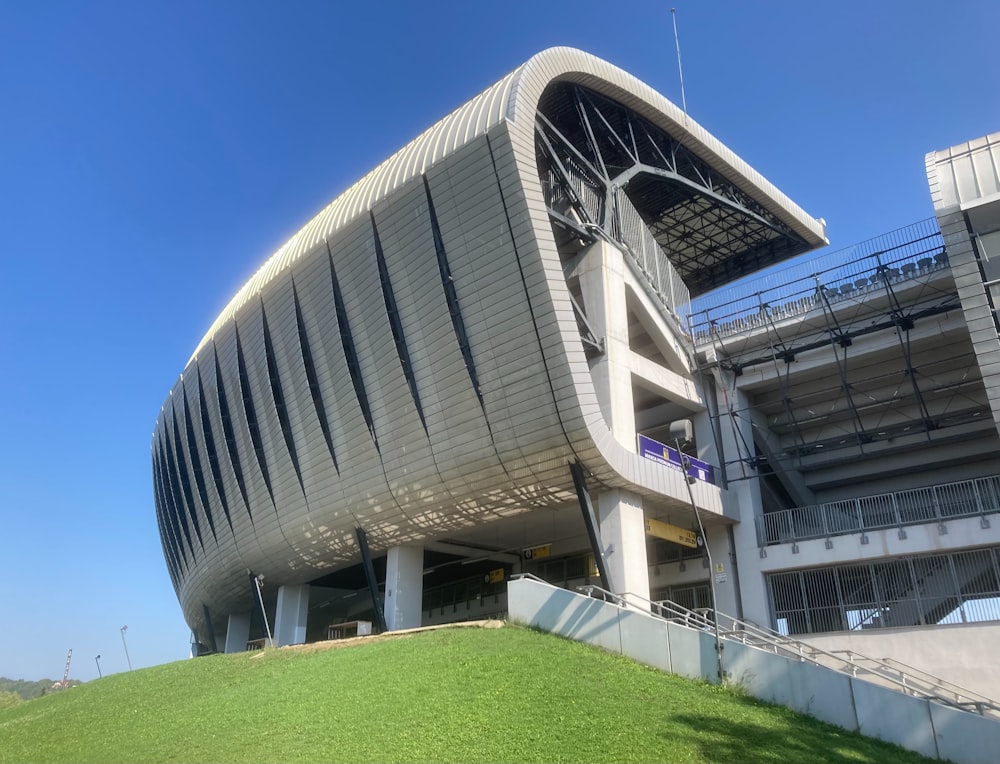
[1,0,997,682]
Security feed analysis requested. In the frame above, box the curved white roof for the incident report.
[188,47,825,363]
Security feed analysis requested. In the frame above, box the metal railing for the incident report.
[558,577,1000,718]
[718,616,1000,718]
[757,475,1000,546]
[612,191,691,319]
[542,164,691,320]
[768,547,1000,634]
[688,218,946,344]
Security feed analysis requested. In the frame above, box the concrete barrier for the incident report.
[507,576,1000,764]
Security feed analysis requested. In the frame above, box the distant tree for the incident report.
[0,690,23,709]
[0,677,63,700]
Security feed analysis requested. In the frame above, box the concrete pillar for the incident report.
[224,612,251,653]
[714,380,770,625]
[578,241,637,449]
[274,584,310,646]
[598,488,650,606]
[385,545,424,630]
[705,525,740,618]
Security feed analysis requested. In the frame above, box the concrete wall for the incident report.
[508,576,1000,764]
[757,515,1000,573]
[800,622,1000,701]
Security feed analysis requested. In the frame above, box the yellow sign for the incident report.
[644,517,698,549]
[487,568,505,584]
[522,544,552,561]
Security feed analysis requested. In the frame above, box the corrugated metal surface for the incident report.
[927,131,1000,211]
[185,47,826,365]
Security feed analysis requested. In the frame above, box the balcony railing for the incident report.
[757,475,1000,547]
[688,218,946,345]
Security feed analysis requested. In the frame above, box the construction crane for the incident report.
[60,649,72,688]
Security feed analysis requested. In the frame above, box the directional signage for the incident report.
[644,517,699,549]
[637,434,717,485]
[522,544,552,561]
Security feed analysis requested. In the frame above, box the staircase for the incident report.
[508,573,1000,764]
[565,580,1000,718]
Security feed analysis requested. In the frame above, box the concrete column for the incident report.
[578,241,637,449]
[385,545,424,630]
[705,525,740,617]
[598,488,649,606]
[224,612,251,654]
[712,380,770,624]
[274,584,310,646]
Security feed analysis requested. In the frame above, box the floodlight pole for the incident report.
[670,422,725,684]
[120,626,132,672]
[94,654,102,679]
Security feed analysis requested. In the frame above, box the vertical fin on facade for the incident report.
[212,342,255,526]
[371,211,427,432]
[423,175,482,407]
[179,388,219,543]
[163,411,205,552]
[291,279,339,472]
[327,243,379,450]
[194,365,236,535]
[156,427,196,558]
[151,450,183,581]
[234,324,276,505]
[261,301,305,492]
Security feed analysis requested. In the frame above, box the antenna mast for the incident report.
[670,7,688,116]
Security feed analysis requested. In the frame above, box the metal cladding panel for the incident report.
[927,131,1000,212]
[258,275,339,566]
[370,184,472,507]
[186,47,823,368]
[426,137,574,491]
[233,299,302,524]
[159,48,769,631]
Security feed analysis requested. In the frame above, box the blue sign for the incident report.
[637,434,717,485]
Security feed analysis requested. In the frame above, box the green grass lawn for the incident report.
[0,623,930,763]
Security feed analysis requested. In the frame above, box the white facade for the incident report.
[152,50,1000,675]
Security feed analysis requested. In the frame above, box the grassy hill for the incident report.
[0,623,930,763]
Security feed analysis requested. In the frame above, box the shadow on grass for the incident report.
[661,691,932,764]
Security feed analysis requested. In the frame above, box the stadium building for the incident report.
[151,48,1000,691]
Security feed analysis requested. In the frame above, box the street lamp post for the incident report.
[94,654,102,679]
[669,420,726,684]
[254,574,273,647]
[120,625,133,671]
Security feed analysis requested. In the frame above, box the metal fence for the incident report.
[767,546,1000,635]
[757,475,1000,547]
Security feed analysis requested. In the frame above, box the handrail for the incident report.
[830,652,1000,712]
[539,577,1000,718]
